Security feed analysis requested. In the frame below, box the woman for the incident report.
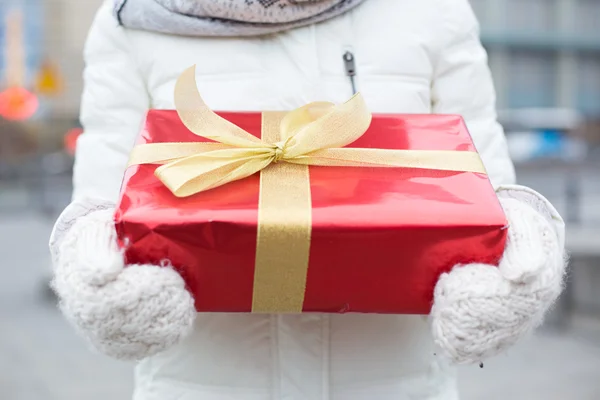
[50,0,566,398]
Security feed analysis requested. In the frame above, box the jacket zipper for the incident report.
[343,51,357,95]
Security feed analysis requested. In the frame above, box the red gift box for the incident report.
[116,67,506,314]
[115,107,507,314]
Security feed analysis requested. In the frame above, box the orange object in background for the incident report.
[36,60,63,96]
[0,86,39,121]
[64,127,82,155]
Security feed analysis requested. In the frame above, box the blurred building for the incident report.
[0,0,102,118]
[0,0,101,211]
[0,0,102,156]
[42,0,103,118]
[470,0,600,117]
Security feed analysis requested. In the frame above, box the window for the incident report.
[577,55,600,115]
[576,0,600,39]
[0,0,43,85]
[507,50,557,108]
[505,0,556,32]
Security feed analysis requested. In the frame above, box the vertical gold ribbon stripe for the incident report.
[252,112,312,314]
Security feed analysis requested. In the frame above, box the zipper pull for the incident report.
[343,51,357,95]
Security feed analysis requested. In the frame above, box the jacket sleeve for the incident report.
[73,0,149,202]
[50,1,149,263]
[431,0,515,188]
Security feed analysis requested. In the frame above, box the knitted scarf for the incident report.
[115,0,366,37]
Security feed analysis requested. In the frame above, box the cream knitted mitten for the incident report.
[431,196,566,364]
[51,208,196,360]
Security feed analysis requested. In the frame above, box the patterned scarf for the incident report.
[115,0,366,37]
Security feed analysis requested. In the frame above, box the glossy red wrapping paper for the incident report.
[115,111,508,314]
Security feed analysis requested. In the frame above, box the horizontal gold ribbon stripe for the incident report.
[287,148,487,173]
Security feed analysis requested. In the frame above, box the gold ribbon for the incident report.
[128,65,487,313]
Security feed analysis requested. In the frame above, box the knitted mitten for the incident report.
[51,205,196,360]
[430,194,566,364]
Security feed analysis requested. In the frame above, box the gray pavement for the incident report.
[1,208,600,399]
[0,213,133,400]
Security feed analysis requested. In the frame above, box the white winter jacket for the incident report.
[56,0,564,399]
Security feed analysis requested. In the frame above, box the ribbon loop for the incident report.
[174,66,264,148]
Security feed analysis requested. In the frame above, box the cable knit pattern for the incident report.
[116,0,366,37]
[49,198,116,267]
[51,209,196,361]
[431,197,566,364]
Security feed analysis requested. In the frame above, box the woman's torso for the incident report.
[123,0,460,398]
[130,0,440,114]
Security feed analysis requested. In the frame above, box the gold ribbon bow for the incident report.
[127,65,487,313]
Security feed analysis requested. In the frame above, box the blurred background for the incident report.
[0,0,599,399]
